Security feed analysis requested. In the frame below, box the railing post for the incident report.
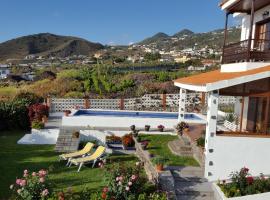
[120,98,124,110]
[46,95,51,111]
[84,96,90,109]
[162,93,167,111]
[247,0,255,61]
[222,12,229,64]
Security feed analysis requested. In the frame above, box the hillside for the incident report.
[139,32,170,45]
[138,27,241,50]
[0,33,104,61]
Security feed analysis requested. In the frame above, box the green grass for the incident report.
[0,131,137,199]
[139,134,199,166]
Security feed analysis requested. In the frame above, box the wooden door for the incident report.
[255,20,270,51]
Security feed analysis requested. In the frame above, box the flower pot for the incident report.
[72,131,80,139]
[158,128,164,132]
[145,125,150,132]
[184,128,189,132]
[156,164,164,172]
[42,116,48,123]
[130,125,136,131]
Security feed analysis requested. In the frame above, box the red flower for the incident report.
[101,192,107,199]
[246,176,254,185]
[242,167,249,173]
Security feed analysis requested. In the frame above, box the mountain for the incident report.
[173,29,194,37]
[0,33,104,61]
[138,27,241,51]
[139,32,170,45]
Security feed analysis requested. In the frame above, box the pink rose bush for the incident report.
[102,162,145,199]
[10,169,52,199]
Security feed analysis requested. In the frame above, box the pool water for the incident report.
[73,110,202,120]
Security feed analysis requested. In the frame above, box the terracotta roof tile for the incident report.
[174,65,270,86]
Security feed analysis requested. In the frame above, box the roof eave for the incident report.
[174,70,270,93]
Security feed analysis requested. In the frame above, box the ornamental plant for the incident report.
[28,103,49,123]
[10,169,52,200]
[102,162,145,199]
[218,167,270,197]
[122,134,135,148]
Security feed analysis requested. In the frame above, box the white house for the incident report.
[0,64,10,79]
[174,0,270,182]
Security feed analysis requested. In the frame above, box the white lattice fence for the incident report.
[50,98,85,112]
[50,94,237,113]
[89,99,120,110]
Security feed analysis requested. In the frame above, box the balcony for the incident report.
[222,39,270,64]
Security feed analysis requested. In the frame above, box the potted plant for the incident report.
[130,125,136,132]
[122,134,135,150]
[132,130,139,138]
[145,125,150,132]
[72,131,80,139]
[157,125,165,132]
[175,122,189,135]
[141,141,149,150]
[64,110,71,116]
[152,156,167,172]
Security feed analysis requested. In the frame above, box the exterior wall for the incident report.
[208,135,270,181]
[240,5,270,41]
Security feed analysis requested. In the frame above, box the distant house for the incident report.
[174,55,191,63]
[0,64,11,79]
[187,65,206,71]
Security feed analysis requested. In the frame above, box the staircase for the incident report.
[55,128,80,153]
[168,136,193,157]
[172,167,214,200]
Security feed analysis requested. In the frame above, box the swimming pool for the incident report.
[73,110,202,120]
[62,109,206,129]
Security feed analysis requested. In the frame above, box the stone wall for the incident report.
[134,137,176,199]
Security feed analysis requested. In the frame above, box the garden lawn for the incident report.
[0,131,138,199]
[139,134,199,166]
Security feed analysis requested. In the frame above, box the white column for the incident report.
[178,88,186,122]
[204,90,219,180]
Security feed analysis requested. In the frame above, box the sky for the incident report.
[0,0,236,45]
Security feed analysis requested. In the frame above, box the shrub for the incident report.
[225,113,236,123]
[0,99,31,131]
[103,162,146,199]
[122,134,135,148]
[218,167,270,197]
[196,137,205,148]
[32,120,45,129]
[10,169,52,199]
[106,135,122,144]
[28,103,49,122]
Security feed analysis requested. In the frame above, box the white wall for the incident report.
[241,5,270,41]
[207,135,270,181]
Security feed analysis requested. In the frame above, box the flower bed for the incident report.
[216,167,270,199]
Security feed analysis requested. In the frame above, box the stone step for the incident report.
[172,167,204,177]
[176,193,215,200]
[174,181,213,194]
[168,140,194,157]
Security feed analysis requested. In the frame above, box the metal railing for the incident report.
[222,39,270,64]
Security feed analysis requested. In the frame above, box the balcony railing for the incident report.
[222,39,270,64]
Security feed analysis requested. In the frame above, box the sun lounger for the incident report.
[69,146,106,172]
[59,142,94,166]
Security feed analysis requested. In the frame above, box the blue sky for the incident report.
[0,0,235,45]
